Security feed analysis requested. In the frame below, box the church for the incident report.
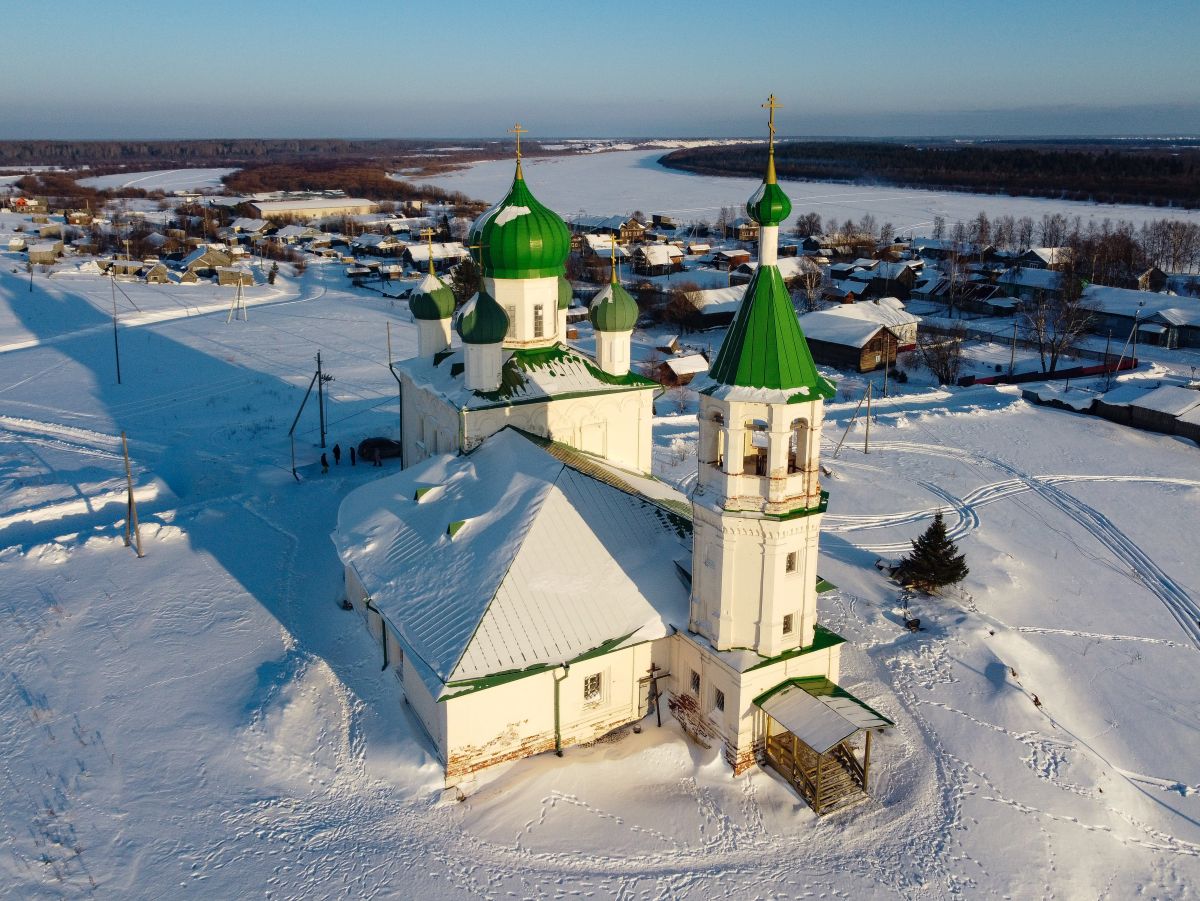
[333,101,892,816]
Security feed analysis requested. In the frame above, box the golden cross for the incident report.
[419,227,437,275]
[609,235,622,283]
[762,94,781,149]
[468,240,485,269]
[507,122,527,161]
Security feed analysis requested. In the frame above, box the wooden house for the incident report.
[633,244,684,276]
[727,218,759,242]
[795,310,900,372]
[656,353,709,386]
[1138,266,1168,293]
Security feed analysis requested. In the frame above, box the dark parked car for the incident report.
[357,437,403,460]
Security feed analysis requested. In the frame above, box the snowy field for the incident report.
[420,149,1200,235]
[76,168,238,192]
[1,251,1198,898]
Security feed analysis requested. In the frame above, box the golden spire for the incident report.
[762,94,781,184]
[609,235,621,284]
[508,122,528,178]
[419,226,436,276]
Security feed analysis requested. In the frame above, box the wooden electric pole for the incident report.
[122,431,143,557]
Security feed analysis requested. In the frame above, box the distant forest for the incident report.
[660,142,1200,209]
[224,161,475,206]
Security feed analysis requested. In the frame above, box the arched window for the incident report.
[743,419,768,476]
[789,418,809,474]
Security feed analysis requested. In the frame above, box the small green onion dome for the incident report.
[747,178,792,227]
[468,163,571,280]
[557,275,573,310]
[588,281,639,333]
[409,272,456,321]
[456,289,509,345]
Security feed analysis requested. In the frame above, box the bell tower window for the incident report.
[533,304,544,338]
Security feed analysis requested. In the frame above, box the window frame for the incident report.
[713,687,725,713]
[583,672,603,703]
[785,550,798,574]
[690,670,701,697]
[782,613,794,635]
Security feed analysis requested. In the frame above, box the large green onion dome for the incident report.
[746,154,792,226]
[409,271,456,321]
[557,275,573,310]
[456,289,509,345]
[589,280,639,333]
[468,162,571,279]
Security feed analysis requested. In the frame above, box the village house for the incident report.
[710,249,751,271]
[1138,266,1169,293]
[727,217,759,242]
[216,266,255,287]
[570,214,648,244]
[1019,246,1073,270]
[656,352,709,385]
[632,243,684,276]
[997,266,1063,304]
[1081,284,1200,349]
[27,241,63,265]
[176,246,233,282]
[796,309,902,372]
[686,284,746,326]
[352,233,407,256]
[335,122,891,813]
[249,197,377,221]
[404,241,469,273]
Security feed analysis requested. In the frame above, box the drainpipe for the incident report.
[553,663,570,756]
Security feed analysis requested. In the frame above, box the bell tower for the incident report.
[689,95,837,658]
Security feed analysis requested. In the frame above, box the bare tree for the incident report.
[793,211,823,237]
[1016,216,1035,250]
[916,324,966,385]
[1019,252,1091,372]
[793,264,825,312]
[932,216,946,239]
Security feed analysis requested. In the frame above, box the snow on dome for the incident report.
[494,205,531,227]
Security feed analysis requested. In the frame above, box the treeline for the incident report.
[0,139,491,168]
[223,161,475,206]
[660,142,1200,209]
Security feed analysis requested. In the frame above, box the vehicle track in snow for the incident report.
[857,440,1200,649]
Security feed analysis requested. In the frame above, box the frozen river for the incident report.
[419,148,1200,236]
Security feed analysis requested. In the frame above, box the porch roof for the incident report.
[756,677,892,754]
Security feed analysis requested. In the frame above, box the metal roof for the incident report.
[756,678,892,754]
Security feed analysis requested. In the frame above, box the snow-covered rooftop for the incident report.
[332,430,691,693]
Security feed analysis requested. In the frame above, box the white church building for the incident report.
[334,107,892,815]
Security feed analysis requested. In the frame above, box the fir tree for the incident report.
[895,510,969,592]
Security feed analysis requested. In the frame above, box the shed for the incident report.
[657,353,709,386]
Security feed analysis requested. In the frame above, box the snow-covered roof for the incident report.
[395,343,655,411]
[637,244,683,266]
[405,241,468,262]
[797,310,884,348]
[757,679,891,755]
[571,214,640,231]
[664,354,709,377]
[998,268,1061,291]
[1082,284,1200,324]
[332,430,690,693]
[252,197,375,213]
[230,217,267,232]
[687,284,745,315]
[582,234,629,257]
[820,298,918,329]
[1127,385,1200,417]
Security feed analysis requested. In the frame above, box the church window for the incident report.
[533,304,545,337]
[786,551,798,573]
[583,673,602,702]
[690,670,701,696]
[505,305,516,337]
[713,688,725,712]
[783,614,794,635]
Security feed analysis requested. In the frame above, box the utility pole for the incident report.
[387,321,401,436]
[111,272,122,385]
[1104,330,1113,390]
[1009,319,1017,376]
[121,431,143,557]
[864,382,873,454]
[882,333,891,397]
[316,351,327,448]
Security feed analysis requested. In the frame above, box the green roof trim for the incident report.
[447,519,466,537]
[752,489,829,521]
[815,576,837,594]
[468,163,571,280]
[414,486,436,502]
[589,281,639,332]
[439,631,641,700]
[472,343,657,403]
[707,264,834,396]
[557,275,573,310]
[753,676,895,727]
[743,624,846,673]
[457,289,509,345]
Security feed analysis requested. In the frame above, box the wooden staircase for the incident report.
[766,733,868,816]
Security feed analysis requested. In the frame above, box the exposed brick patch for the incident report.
[445,714,636,783]
[667,691,718,749]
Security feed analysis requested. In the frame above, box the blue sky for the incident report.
[4,0,1198,139]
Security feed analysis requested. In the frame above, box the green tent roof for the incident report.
[456,289,509,345]
[409,272,456,321]
[588,280,639,332]
[706,264,833,398]
[468,162,570,280]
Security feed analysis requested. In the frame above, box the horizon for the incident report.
[4,0,1199,141]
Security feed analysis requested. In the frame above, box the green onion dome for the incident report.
[468,163,571,279]
[588,281,639,333]
[557,275,573,310]
[747,152,791,227]
[409,272,456,321]
[456,289,509,345]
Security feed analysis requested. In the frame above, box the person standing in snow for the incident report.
[349,446,356,466]
[321,452,329,473]
[333,443,342,465]
[374,448,382,467]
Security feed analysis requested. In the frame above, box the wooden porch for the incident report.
[764,720,873,816]
[755,677,891,817]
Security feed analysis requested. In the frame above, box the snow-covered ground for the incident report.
[1,245,1198,897]
[420,149,1200,235]
[76,168,238,192]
